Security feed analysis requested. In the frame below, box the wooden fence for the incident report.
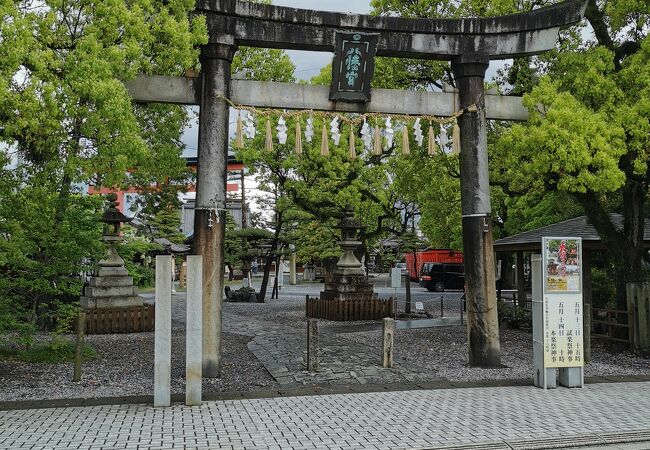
[76,305,156,334]
[591,307,632,344]
[305,296,393,321]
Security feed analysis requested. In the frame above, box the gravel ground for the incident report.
[0,328,277,402]
[1,290,648,401]
[226,296,649,381]
[339,326,650,381]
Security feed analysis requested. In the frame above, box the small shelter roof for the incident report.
[493,214,650,252]
[153,238,191,255]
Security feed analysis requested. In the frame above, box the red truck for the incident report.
[404,249,464,280]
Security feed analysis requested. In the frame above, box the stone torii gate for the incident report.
[127,0,586,376]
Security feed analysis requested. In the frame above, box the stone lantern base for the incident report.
[308,273,393,321]
[80,265,143,310]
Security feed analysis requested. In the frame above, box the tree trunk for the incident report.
[257,254,273,303]
[575,185,646,311]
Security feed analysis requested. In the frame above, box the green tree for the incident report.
[490,3,650,308]
[0,0,206,337]
[147,205,185,245]
[371,0,650,309]
[0,163,103,333]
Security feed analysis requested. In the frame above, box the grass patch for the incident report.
[0,341,96,363]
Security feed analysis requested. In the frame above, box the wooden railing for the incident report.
[591,307,632,344]
[306,296,393,321]
[75,305,156,334]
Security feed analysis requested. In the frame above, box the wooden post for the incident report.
[582,247,592,362]
[289,252,297,285]
[194,42,237,378]
[154,255,172,407]
[73,311,86,382]
[627,282,650,352]
[307,319,319,372]
[382,317,394,368]
[452,54,501,367]
[405,273,412,314]
[186,255,203,406]
[516,251,526,309]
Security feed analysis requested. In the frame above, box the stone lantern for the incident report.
[334,205,364,276]
[316,205,385,319]
[81,194,143,309]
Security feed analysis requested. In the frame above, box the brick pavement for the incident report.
[2,382,650,449]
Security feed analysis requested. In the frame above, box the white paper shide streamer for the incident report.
[330,116,341,146]
[276,116,288,144]
[440,124,449,153]
[383,117,394,150]
[304,116,315,143]
[413,118,424,147]
[360,119,373,151]
[243,112,256,139]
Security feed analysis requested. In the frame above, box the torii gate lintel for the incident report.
[148,0,587,375]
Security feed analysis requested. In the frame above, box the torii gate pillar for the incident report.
[453,55,500,367]
[195,42,236,377]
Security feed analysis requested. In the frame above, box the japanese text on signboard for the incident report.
[542,237,584,368]
[330,32,378,103]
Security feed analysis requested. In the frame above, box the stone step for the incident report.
[96,266,130,277]
[84,286,138,298]
[90,276,135,287]
[80,296,144,309]
[323,284,374,293]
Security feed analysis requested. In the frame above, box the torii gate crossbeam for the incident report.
[128,0,586,376]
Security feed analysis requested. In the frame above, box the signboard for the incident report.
[542,237,583,368]
[390,268,401,288]
[330,32,378,103]
[415,302,424,311]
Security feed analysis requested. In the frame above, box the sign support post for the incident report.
[534,237,584,389]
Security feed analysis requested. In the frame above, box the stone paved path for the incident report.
[224,310,442,387]
[2,382,650,449]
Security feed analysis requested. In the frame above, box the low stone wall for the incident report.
[305,296,393,321]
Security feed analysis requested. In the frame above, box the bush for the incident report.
[0,340,96,363]
[592,267,616,308]
[498,300,532,330]
[0,296,36,350]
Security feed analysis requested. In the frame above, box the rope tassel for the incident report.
[373,125,382,156]
[320,124,329,156]
[348,126,356,160]
[265,118,273,152]
[235,112,244,149]
[452,122,461,155]
[295,120,302,155]
[401,125,410,156]
[427,125,438,156]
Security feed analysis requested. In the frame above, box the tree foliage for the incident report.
[369,0,649,308]
[0,0,206,338]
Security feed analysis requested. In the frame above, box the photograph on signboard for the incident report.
[544,238,581,292]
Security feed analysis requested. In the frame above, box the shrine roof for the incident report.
[493,214,650,252]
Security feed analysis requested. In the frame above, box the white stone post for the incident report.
[154,255,172,407]
[186,256,203,406]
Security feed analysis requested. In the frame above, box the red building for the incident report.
[88,155,244,220]
[405,249,464,278]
